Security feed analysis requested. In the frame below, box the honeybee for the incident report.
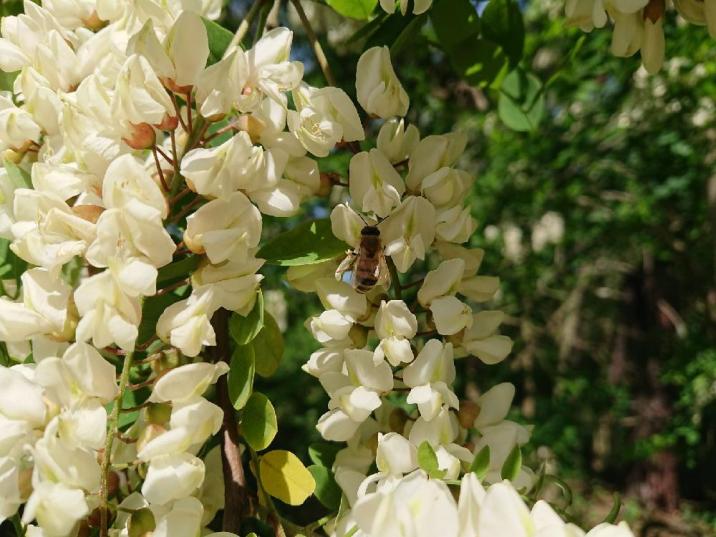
[336,225,391,294]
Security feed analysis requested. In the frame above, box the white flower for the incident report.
[156,288,219,357]
[349,149,405,217]
[142,452,205,505]
[22,481,89,537]
[430,295,473,336]
[418,259,465,307]
[315,278,368,321]
[74,270,142,351]
[375,433,418,476]
[149,362,230,403]
[473,383,515,429]
[461,311,513,365]
[0,95,42,151]
[0,366,46,426]
[356,46,409,119]
[153,496,205,537]
[288,83,364,157]
[330,202,366,248]
[352,470,459,537]
[10,189,96,269]
[184,192,262,264]
[405,133,467,191]
[377,118,420,164]
[128,12,209,91]
[192,257,264,315]
[380,196,436,272]
[102,154,168,218]
[403,340,458,420]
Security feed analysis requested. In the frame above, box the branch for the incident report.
[289,0,337,86]
[212,308,253,532]
[224,0,267,57]
[99,351,135,537]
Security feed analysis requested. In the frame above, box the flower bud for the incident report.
[122,122,156,150]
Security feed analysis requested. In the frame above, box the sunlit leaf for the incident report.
[260,450,316,506]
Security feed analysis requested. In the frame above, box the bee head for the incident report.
[361,226,380,237]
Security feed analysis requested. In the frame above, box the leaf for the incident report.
[202,17,234,64]
[128,508,156,537]
[242,392,278,451]
[417,441,446,479]
[451,38,509,88]
[229,290,264,345]
[390,13,428,57]
[326,0,378,20]
[257,218,347,267]
[308,464,342,510]
[308,442,343,468]
[500,445,522,481]
[481,0,524,67]
[365,12,416,50]
[228,343,255,410]
[259,450,316,506]
[469,445,491,479]
[252,313,283,378]
[0,70,18,92]
[3,159,31,189]
[498,70,545,132]
[347,11,388,44]
[430,0,480,52]
[156,256,199,286]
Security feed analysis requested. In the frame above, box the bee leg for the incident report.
[335,250,357,281]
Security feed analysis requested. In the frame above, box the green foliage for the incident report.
[417,441,446,479]
[470,445,491,479]
[500,445,522,481]
[326,0,378,20]
[229,291,265,345]
[229,344,255,410]
[257,218,347,266]
[202,17,234,64]
[242,392,278,451]
[3,159,31,189]
[259,450,316,506]
[498,69,544,131]
[308,464,342,509]
[252,313,284,378]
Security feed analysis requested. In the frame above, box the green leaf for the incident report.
[0,71,19,92]
[308,464,342,510]
[156,256,200,286]
[603,493,622,524]
[365,13,416,50]
[242,392,278,451]
[228,343,255,410]
[128,508,156,537]
[3,159,31,189]
[417,441,446,479]
[469,445,491,479]
[260,450,316,506]
[430,0,480,52]
[347,11,388,44]
[257,218,347,267]
[252,313,283,378]
[498,70,545,132]
[390,13,428,57]
[0,238,26,282]
[308,442,343,468]
[481,0,524,67]
[202,17,234,64]
[451,38,509,88]
[500,445,522,481]
[326,0,378,20]
[229,290,264,345]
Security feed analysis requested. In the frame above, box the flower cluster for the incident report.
[565,0,716,73]
[295,45,540,531]
[0,0,364,533]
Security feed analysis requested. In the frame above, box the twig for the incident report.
[289,0,337,86]
[224,0,267,57]
[99,351,135,537]
[169,196,203,224]
[170,94,188,133]
[152,146,169,191]
[156,278,190,297]
[185,91,193,133]
[169,188,192,206]
[154,145,174,166]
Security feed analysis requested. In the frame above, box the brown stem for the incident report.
[289,0,337,86]
[152,146,169,192]
[211,308,252,532]
[171,93,189,133]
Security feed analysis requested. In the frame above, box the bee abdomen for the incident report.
[355,276,378,293]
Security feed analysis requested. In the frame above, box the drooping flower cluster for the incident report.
[565,0,716,73]
[0,0,365,534]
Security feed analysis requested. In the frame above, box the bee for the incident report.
[336,225,391,294]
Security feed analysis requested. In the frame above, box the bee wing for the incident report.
[376,253,391,289]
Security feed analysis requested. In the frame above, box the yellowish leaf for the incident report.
[259,450,316,506]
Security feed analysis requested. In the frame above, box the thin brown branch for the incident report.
[152,146,169,191]
[289,0,337,86]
